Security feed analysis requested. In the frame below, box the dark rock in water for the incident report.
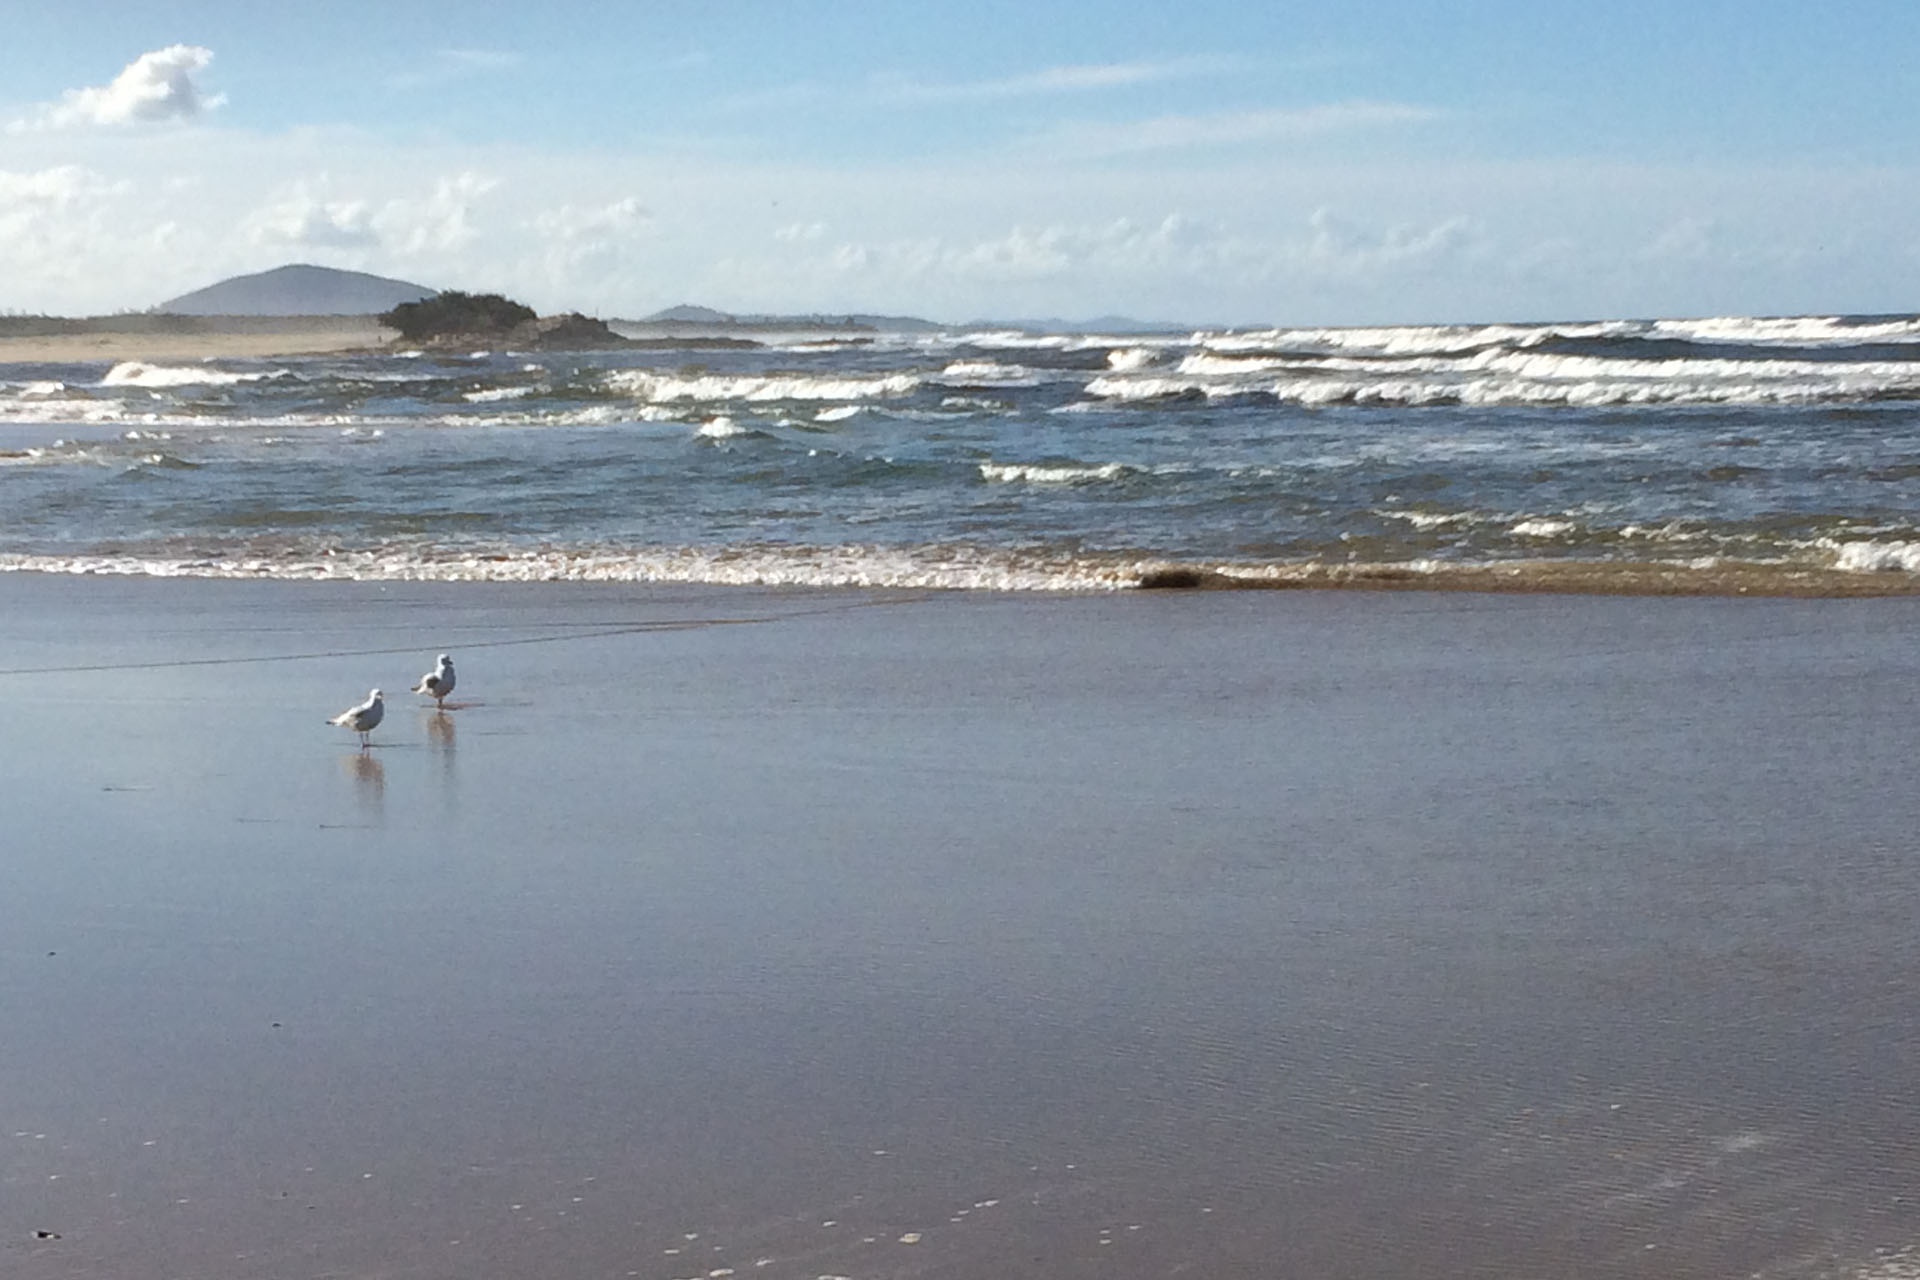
[505,313,630,349]
[1136,566,1208,589]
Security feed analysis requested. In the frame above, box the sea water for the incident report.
[3,311,1919,590]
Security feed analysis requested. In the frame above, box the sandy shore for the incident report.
[0,316,393,364]
[3,575,1918,1279]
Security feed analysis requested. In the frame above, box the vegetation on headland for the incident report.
[379,292,537,341]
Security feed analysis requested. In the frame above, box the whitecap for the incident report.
[1827,538,1920,572]
[100,362,281,389]
[936,360,1038,387]
[980,461,1130,484]
[463,385,540,403]
[607,370,921,402]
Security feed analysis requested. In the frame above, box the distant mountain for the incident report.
[156,264,438,316]
[643,303,734,324]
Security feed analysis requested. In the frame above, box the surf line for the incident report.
[0,591,935,677]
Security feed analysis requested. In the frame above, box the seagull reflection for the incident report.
[341,750,385,819]
[426,709,458,802]
[427,709,456,753]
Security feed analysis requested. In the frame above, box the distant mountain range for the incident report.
[156,264,437,316]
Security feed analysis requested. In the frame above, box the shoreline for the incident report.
[0,557,1915,599]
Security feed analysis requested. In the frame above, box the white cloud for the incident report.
[1038,100,1438,156]
[0,165,127,207]
[390,48,524,89]
[0,165,160,311]
[7,112,1917,324]
[378,172,499,256]
[10,45,222,132]
[746,208,1487,320]
[1640,216,1722,262]
[873,56,1232,103]
[240,170,502,267]
[726,55,1235,115]
[530,196,655,293]
[244,181,379,250]
[1293,207,1478,275]
[532,196,651,240]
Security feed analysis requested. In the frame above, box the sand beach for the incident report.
[3,573,1917,1279]
[0,315,393,364]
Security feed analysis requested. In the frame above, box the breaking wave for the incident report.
[606,370,921,402]
[101,362,284,388]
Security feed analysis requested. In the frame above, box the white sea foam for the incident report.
[936,360,1038,387]
[1176,352,1303,377]
[607,370,921,402]
[0,543,1153,592]
[463,385,541,403]
[1105,347,1161,371]
[952,329,1071,350]
[1198,320,1633,357]
[696,416,747,438]
[1087,367,1920,408]
[980,461,1131,484]
[1826,539,1920,573]
[1653,314,1920,346]
[1084,375,1237,401]
[1378,509,1478,530]
[14,380,66,397]
[100,361,282,389]
[1851,1245,1920,1280]
[1510,517,1578,538]
[0,396,125,424]
[1472,347,1920,388]
[815,405,863,422]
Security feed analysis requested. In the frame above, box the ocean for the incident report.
[3,311,1920,591]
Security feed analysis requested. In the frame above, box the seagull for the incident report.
[328,688,385,749]
[412,653,456,709]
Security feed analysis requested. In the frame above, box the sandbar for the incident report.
[0,315,393,364]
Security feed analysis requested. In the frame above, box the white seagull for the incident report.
[412,653,456,709]
[328,688,385,749]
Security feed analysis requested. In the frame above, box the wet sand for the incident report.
[2,575,1918,1279]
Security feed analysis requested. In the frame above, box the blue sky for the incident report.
[3,1,1918,323]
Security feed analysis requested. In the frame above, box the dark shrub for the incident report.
[380,291,536,340]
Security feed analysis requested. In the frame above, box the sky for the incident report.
[3,0,1918,325]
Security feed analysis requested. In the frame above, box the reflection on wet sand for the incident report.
[427,710,456,753]
[427,710,458,802]
[340,750,384,819]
